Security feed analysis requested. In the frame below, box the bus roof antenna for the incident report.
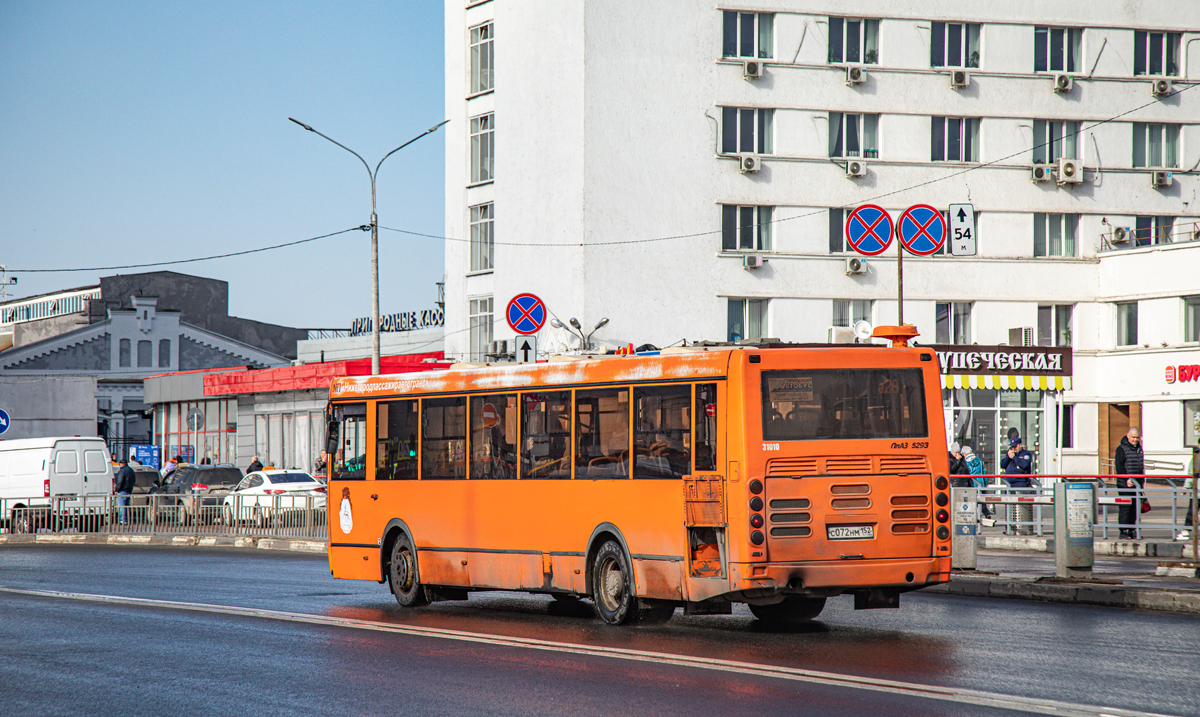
[871,324,919,347]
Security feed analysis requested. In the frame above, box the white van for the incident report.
[0,437,114,532]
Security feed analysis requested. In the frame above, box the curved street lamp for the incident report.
[289,117,449,375]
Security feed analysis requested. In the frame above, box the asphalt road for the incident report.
[1,545,1197,717]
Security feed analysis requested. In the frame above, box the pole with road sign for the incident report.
[844,205,894,256]
[506,294,546,335]
[949,203,976,256]
[515,336,538,363]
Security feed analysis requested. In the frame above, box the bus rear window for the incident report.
[761,369,927,441]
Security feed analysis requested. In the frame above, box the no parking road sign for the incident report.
[844,204,894,256]
[506,294,546,335]
[897,204,947,256]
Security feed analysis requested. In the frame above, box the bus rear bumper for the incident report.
[732,556,951,596]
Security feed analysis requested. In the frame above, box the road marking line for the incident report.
[0,586,1177,717]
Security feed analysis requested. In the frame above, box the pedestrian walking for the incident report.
[1114,428,1145,539]
[114,458,136,525]
[247,456,263,473]
[1176,445,1197,541]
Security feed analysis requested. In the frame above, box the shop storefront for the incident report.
[931,344,1073,475]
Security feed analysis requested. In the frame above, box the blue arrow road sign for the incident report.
[844,204,893,256]
[0,408,9,434]
[897,204,947,256]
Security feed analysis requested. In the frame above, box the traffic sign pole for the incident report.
[897,241,904,326]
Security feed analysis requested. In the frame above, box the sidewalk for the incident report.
[922,548,1200,615]
[0,532,327,553]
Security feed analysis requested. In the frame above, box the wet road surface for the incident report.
[1,545,1197,716]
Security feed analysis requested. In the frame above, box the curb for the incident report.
[922,575,1200,615]
[980,535,1196,559]
[0,533,327,554]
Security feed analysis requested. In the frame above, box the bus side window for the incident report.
[333,403,367,480]
[633,385,691,479]
[522,391,572,479]
[377,400,419,480]
[695,384,718,472]
[471,394,518,480]
[422,397,467,480]
[576,388,629,479]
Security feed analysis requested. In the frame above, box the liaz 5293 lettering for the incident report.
[322,327,951,626]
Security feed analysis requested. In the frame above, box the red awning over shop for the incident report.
[203,352,451,396]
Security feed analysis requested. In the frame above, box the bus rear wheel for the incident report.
[389,534,428,608]
[591,541,635,625]
[748,596,826,626]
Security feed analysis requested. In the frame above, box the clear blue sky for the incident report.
[0,1,445,329]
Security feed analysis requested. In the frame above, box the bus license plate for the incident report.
[827,525,874,540]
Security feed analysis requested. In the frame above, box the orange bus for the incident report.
[324,331,951,626]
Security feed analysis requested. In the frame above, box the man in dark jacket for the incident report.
[948,442,972,487]
[247,456,264,474]
[114,459,136,525]
[1114,428,1144,539]
[1000,437,1034,488]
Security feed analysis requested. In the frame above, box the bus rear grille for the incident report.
[892,523,929,534]
[825,457,872,474]
[891,495,928,506]
[830,484,870,495]
[766,457,819,476]
[878,456,928,474]
[891,508,929,520]
[831,497,871,509]
[769,498,810,510]
[770,526,812,538]
[770,512,811,523]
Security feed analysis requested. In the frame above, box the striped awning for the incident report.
[941,374,1072,390]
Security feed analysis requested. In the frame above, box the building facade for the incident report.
[443,1,1200,474]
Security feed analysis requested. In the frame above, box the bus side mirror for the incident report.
[327,420,340,456]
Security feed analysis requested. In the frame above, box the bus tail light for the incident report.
[43,479,50,497]
[750,513,763,528]
[750,530,765,545]
[934,475,948,490]
[936,526,951,540]
[936,509,949,523]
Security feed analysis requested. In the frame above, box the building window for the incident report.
[470,113,494,184]
[721,205,772,251]
[932,117,979,162]
[469,297,493,362]
[1132,123,1179,168]
[158,339,171,367]
[469,22,493,94]
[1061,404,1074,449]
[1038,304,1073,347]
[137,340,152,368]
[832,300,872,328]
[1117,302,1138,346]
[1034,27,1081,72]
[1134,31,1181,77]
[828,17,879,64]
[728,299,767,342]
[828,208,847,253]
[935,302,972,344]
[1186,296,1200,343]
[119,338,131,367]
[931,22,980,68]
[722,11,773,59]
[470,202,494,272]
[1032,120,1080,163]
[829,112,878,158]
[1034,213,1078,257]
[721,107,773,155]
[1133,216,1174,247]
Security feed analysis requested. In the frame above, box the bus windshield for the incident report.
[761,369,927,441]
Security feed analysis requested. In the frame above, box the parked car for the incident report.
[126,464,164,522]
[149,464,243,525]
[0,437,113,533]
[222,470,327,528]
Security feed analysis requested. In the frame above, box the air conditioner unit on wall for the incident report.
[743,254,764,270]
[740,155,762,173]
[846,160,867,178]
[1031,164,1053,182]
[1057,158,1082,184]
[1152,170,1172,188]
[846,66,865,85]
[845,256,867,274]
[1111,226,1130,243]
[1008,327,1035,347]
[1151,78,1172,97]
[1052,73,1073,92]
[743,60,764,80]
[950,69,970,88]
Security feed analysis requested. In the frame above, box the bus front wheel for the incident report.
[748,596,826,626]
[591,541,636,625]
[389,534,428,608]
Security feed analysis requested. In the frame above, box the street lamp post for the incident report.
[552,317,609,351]
[289,118,449,375]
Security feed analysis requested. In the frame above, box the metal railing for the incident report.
[1,493,328,540]
[970,474,1196,540]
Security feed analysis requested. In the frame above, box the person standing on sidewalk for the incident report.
[962,446,992,520]
[114,459,136,525]
[1114,428,1145,539]
[1178,445,1197,541]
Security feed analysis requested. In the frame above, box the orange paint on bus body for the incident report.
[325,343,951,622]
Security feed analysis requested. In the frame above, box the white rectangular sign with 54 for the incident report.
[949,203,976,256]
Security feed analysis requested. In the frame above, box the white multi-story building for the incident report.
[443,1,1200,475]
